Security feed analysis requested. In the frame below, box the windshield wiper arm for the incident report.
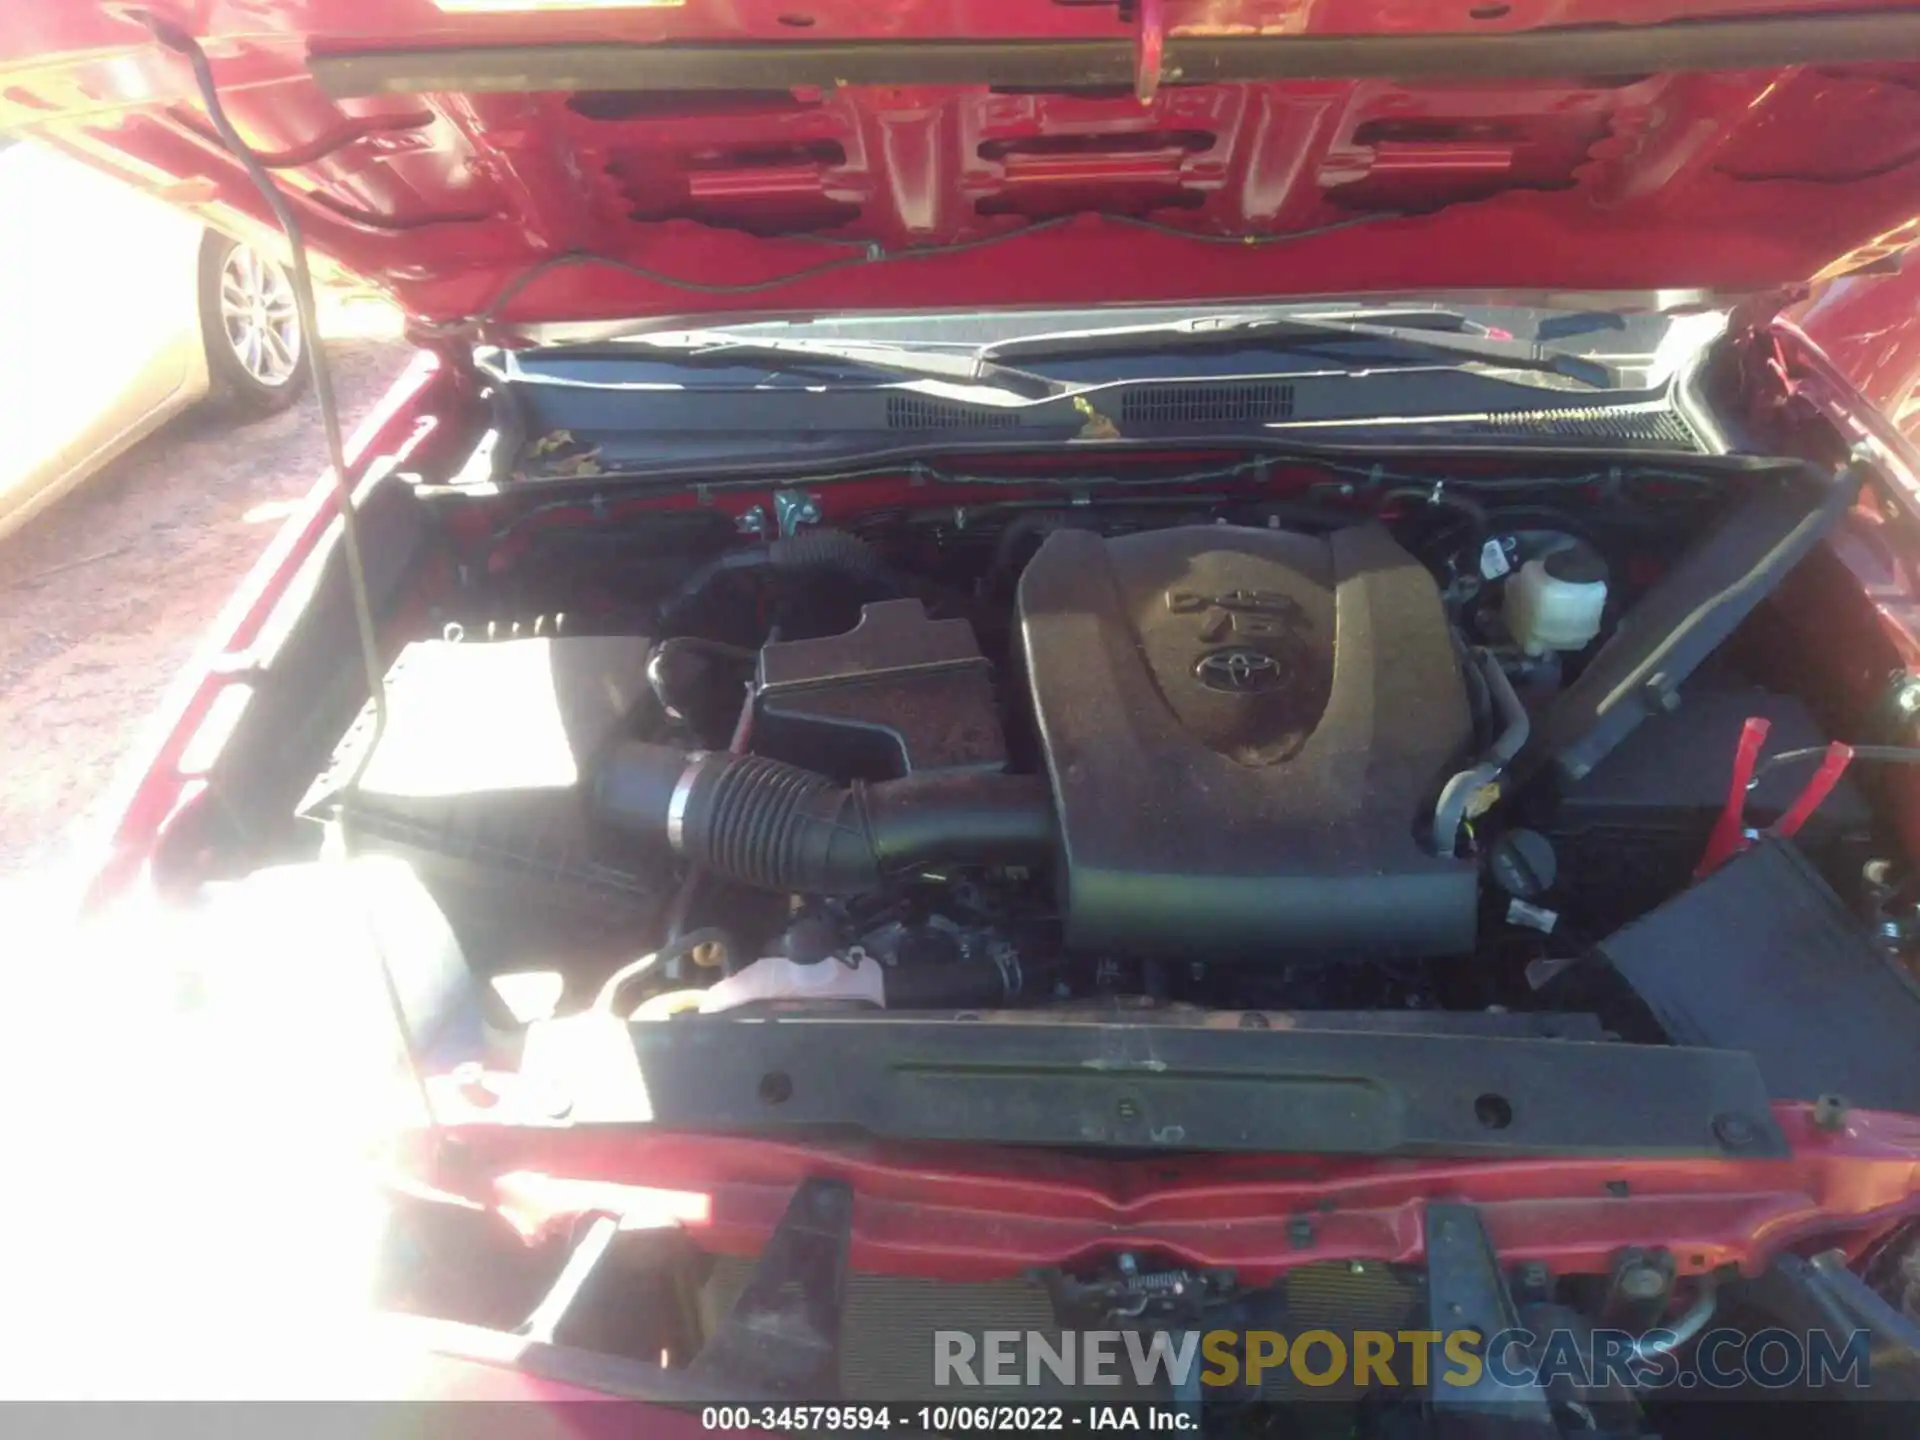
[538,332,1062,399]
[979,312,1617,388]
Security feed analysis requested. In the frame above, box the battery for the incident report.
[1542,685,1873,925]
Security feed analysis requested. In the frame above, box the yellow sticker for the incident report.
[1072,395,1122,440]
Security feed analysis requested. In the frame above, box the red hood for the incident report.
[5,2,1920,327]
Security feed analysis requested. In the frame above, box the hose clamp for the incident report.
[666,751,709,853]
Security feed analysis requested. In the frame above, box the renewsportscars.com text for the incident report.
[934,1328,1873,1393]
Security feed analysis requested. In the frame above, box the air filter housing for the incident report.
[302,635,663,967]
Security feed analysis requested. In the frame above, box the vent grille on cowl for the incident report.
[1482,405,1700,447]
[1119,381,1296,426]
[885,394,1022,431]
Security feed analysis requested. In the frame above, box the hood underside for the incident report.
[5,2,1920,326]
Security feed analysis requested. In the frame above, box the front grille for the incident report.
[700,1257,1420,1404]
[1119,381,1296,426]
[703,1261,1147,1401]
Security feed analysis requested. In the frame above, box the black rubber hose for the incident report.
[595,742,1054,893]
[770,528,882,577]
[1381,485,1492,541]
[989,511,1088,588]
[645,636,757,724]
[659,528,884,623]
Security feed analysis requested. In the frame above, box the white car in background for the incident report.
[0,140,310,539]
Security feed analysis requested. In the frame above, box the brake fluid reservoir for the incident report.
[1505,545,1608,655]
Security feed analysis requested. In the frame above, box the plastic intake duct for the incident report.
[594,742,1055,893]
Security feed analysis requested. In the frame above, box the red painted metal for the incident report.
[407,1096,1920,1286]
[3,3,1920,322]
[80,351,455,907]
[1801,270,1920,446]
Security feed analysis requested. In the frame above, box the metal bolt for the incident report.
[1118,1253,1138,1276]
[773,488,822,536]
[1712,1112,1760,1151]
[1896,676,1920,718]
[1812,1094,1851,1133]
[1348,1260,1367,1275]
[1619,1264,1667,1301]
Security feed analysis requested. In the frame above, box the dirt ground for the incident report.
[0,338,409,878]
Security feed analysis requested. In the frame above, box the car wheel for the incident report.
[198,233,311,416]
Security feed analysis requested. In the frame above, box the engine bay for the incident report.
[287,447,1920,1100]
[162,435,1920,1433]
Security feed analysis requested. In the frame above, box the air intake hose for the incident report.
[594,742,1054,893]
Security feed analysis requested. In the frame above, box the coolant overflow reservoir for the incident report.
[694,953,887,1014]
[1504,545,1608,655]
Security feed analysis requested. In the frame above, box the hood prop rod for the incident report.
[145,16,439,1138]
[143,14,389,759]
[1135,0,1167,105]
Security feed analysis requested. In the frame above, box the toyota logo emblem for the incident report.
[1195,648,1283,693]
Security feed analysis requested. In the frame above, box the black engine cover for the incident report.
[1017,523,1476,959]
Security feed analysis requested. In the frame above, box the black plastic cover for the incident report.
[754,599,1005,780]
[1531,464,1859,785]
[1017,523,1476,959]
[305,635,663,966]
[1597,838,1920,1113]
[574,1016,1790,1157]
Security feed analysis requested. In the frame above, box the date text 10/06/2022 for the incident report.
[700,1406,1197,1432]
